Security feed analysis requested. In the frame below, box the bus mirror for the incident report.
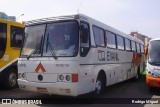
[80,25,89,43]
[144,47,148,56]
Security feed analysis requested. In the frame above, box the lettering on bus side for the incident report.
[107,51,119,61]
[98,50,105,61]
[98,50,119,61]
[56,64,69,67]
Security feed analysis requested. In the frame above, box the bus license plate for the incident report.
[37,87,47,92]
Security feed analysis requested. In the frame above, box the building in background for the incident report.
[130,32,152,47]
[0,12,16,21]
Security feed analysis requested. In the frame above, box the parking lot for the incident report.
[0,74,160,107]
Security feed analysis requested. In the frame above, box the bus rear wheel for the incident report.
[134,67,140,81]
[94,74,105,95]
[4,68,18,89]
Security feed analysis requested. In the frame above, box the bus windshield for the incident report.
[148,40,160,65]
[21,21,79,57]
[21,24,46,56]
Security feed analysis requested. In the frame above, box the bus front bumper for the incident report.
[146,74,160,88]
[18,79,79,96]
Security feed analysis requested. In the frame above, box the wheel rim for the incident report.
[95,80,102,94]
[9,72,17,87]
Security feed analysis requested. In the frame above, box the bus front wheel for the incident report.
[94,74,105,95]
[4,68,18,89]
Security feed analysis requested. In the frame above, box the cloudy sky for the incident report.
[1,0,160,38]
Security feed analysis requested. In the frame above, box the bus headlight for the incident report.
[18,73,26,79]
[147,71,159,77]
[59,75,65,81]
[58,74,78,82]
[66,75,71,81]
[18,73,22,78]
[22,73,26,79]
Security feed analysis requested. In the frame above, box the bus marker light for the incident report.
[72,74,78,82]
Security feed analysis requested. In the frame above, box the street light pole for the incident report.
[17,14,24,21]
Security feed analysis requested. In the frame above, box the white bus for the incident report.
[18,14,144,96]
[145,38,160,89]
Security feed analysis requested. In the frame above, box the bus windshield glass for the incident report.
[21,24,46,56]
[148,40,160,65]
[43,21,78,57]
[21,21,79,57]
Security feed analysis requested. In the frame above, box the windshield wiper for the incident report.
[46,34,58,60]
[27,35,43,60]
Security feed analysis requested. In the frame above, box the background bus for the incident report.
[145,38,160,89]
[18,14,144,96]
[0,19,24,89]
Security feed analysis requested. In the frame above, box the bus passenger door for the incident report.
[80,21,90,57]
[0,22,7,69]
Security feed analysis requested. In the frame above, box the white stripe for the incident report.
[0,58,18,72]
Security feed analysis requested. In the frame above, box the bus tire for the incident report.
[134,67,140,81]
[3,68,18,89]
[94,73,106,95]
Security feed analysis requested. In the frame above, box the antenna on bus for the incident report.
[77,1,83,13]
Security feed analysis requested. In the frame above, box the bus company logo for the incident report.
[97,50,105,61]
[18,63,26,67]
[35,63,46,73]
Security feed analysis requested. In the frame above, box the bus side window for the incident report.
[10,26,24,48]
[106,31,116,49]
[117,35,125,50]
[0,23,7,59]
[131,41,136,52]
[125,38,131,51]
[136,42,140,53]
[80,22,90,57]
[141,44,144,54]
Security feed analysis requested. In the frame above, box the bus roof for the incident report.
[150,38,160,42]
[0,19,24,27]
[24,14,144,45]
